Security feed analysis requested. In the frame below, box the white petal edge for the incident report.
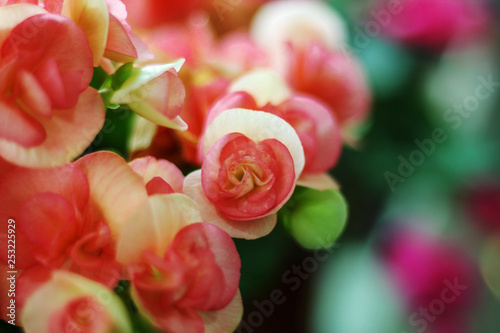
[201,108,305,179]
[183,170,277,240]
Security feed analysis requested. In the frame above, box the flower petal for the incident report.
[0,4,46,47]
[116,193,203,264]
[75,151,149,238]
[104,14,137,63]
[62,0,109,66]
[199,290,243,333]
[228,69,291,107]
[297,172,340,191]
[0,87,105,167]
[129,156,184,193]
[183,170,277,239]
[201,108,304,179]
[21,271,132,333]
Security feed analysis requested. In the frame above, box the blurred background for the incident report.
[3,0,500,332]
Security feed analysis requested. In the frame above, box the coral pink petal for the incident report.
[0,163,89,267]
[146,177,175,195]
[75,151,149,238]
[0,4,46,47]
[104,14,138,63]
[129,156,184,193]
[17,70,52,119]
[183,170,277,239]
[193,223,241,309]
[201,109,304,179]
[116,193,202,264]
[0,100,46,148]
[278,95,341,172]
[0,87,105,167]
[17,193,77,249]
[155,307,204,333]
[16,265,52,311]
[199,290,243,333]
[2,14,94,99]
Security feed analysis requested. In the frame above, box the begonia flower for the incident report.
[286,43,371,128]
[250,0,347,72]
[0,151,149,312]
[0,10,105,167]
[185,108,305,239]
[208,69,342,175]
[21,271,132,333]
[117,193,242,333]
[377,0,490,51]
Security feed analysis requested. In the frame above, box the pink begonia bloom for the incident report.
[207,70,342,174]
[464,181,500,234]
[378,0,490,50]
[185,108,305,239]
[0,152,149,316]
[381,226,478,333]
[117,194,242,333]
[0,10,105,167]
[286,43,371,127]
[21,271,132,333]
[130,156,185,195]
[250,0,347,72]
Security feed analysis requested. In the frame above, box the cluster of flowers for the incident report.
[0,0,371,332]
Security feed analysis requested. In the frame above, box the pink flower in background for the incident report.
[117,193,242,333]
[286,43,371,128]
[0,152,149,315]
[0,10,105,167]
[208,89,341,174]
[378,0,490,50]
[464,182,500,234]
[381,226,478,333]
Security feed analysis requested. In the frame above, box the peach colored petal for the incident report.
[199,290,243,333]
[129,156,184,193]
[297,173,340,191]
[62,0,109,66]
[0,4,46,47]
[0,87,105,167]
[104,14,137,63]
[116,193,203,264]
[183,170,277,239]
[228,69,291,107]
[0,100,46,148]
[21,271,132,333]
[75,151,149,238]
[201,108,305,179]
[110,61,188,130]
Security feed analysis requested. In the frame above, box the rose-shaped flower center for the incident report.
[50,296,110,333]
[202,132,295,220]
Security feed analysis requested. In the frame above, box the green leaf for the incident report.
[112,62,135,90]
[281,186,348,249]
